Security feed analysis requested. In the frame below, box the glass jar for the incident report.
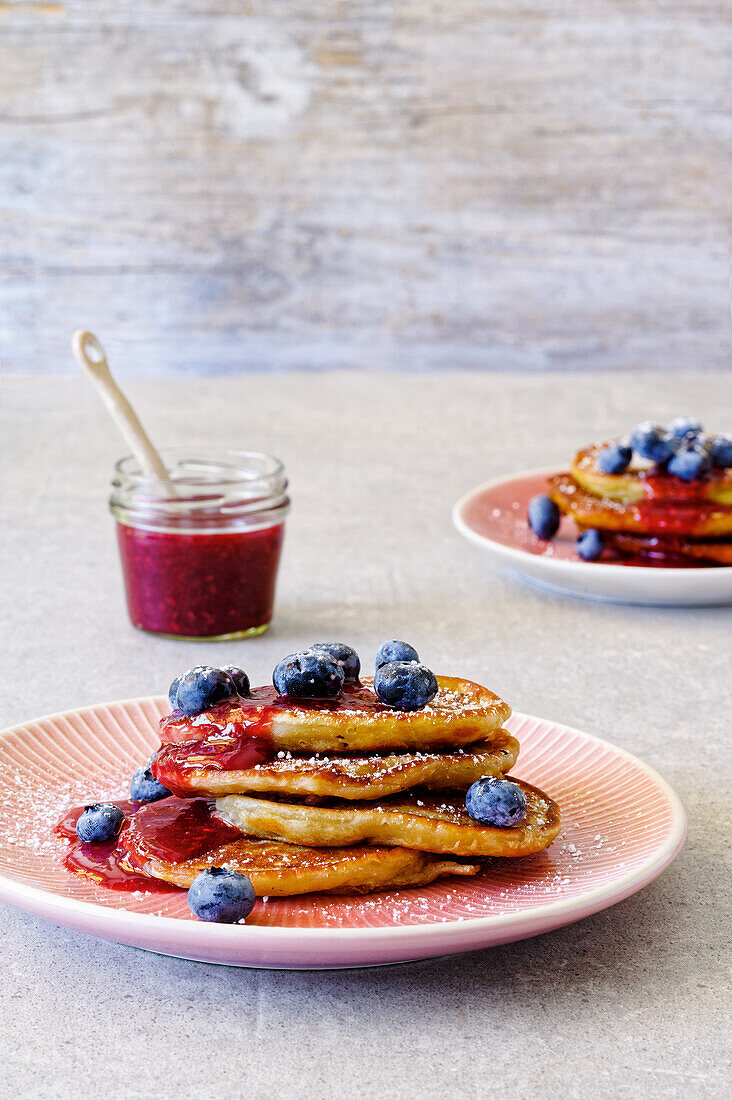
[110,448,289,640]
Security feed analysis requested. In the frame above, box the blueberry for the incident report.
[667,445,711,482]
[76,803,125,844]
[668,417,703,441]
[175,666,237,717]
[130,759,171,803]
[465,777,527,827]
[187,867,256,924]
[273,652,345,698]
[219,665,251,697]
[527,495,560,540]
[168,673,184,709]
[630,422,677,463]
[598,442,632,475]
[309,643,361,681]
[373,661,438,711]
[375,640,420,670]
[576,528,605,561]
[709,433,732,468]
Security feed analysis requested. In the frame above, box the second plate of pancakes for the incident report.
[453,469,732,606]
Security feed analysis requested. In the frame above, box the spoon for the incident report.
[72,330,170,483]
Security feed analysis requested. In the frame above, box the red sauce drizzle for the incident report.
[56,798,241,892]
[65,837,173,892]
[628,467,731,537]
[639,469,714,501]
[56,801,175,892]
[123,797,242,864]
[634,468,725,532]
[153,682,386,792]
[159,682,384,744]
[634,499,729,535]
[151,737,274,796]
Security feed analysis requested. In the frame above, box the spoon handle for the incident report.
[72,330,170,483]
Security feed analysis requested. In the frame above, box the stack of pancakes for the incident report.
[123,677,561,897]
[549,443,732,565]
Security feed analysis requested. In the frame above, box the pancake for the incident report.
[548,473,732,538]
[121,798,480,895]
[216,780,561,859]
[151,730,520,800]
[129,838,480,896]
[159,676,512,755]
[605,531,732,565]
[571,443,732,506]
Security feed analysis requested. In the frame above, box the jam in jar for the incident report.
[110,448,289,640]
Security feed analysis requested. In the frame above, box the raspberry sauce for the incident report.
[123,798,243,865]
[151,735,275,796]
[160,682,384,742]
[116,522,284,639]
[56,801,175,892]
[626,466,732,538]
[639,470,714,501]
[152,682,384,794]
[56,798,241,892]
[633,498,730,535]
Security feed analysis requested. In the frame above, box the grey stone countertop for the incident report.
[0,372,729,1099]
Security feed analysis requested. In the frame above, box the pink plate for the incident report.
[453,469,732,606]
[0,697,685,969]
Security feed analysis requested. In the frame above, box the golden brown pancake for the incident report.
[152,730,520,800]
[548,473,732,538]
[571,442,732,506]
[159,676,512,755]
[122,809,480,896]
[216,780,561,860]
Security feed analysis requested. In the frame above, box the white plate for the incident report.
[453,468,732,606]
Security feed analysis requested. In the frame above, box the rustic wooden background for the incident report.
[1,1,730,376]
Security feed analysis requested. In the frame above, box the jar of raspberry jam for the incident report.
[110,448,289,640]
